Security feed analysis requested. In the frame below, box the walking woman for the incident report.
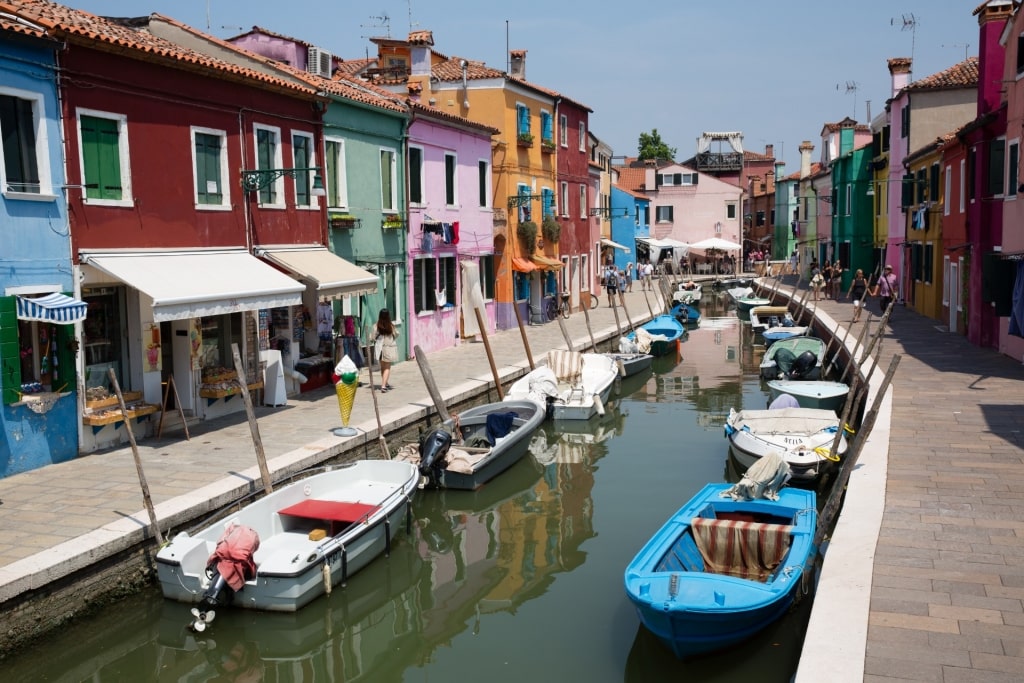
[846,268,870,323]
[830,260,844,300]
[821,261,833,299]
[371,309,399,392]
[625,262,634,293]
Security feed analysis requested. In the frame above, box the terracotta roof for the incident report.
[744,149,774,162]
[425,54,591,111]
[407,30,433,46]
[973,1,1017,16]
[229,25,310,48]
[408,99,498,134]
[2,1,314,95]
[0,11,47,38]
[334,57,374,75]
[821,117,870,134]
[615,166,648,194]
[905,56,978,91]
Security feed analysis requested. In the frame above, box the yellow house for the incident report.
[365,33,560,328]
[902,138,947,320]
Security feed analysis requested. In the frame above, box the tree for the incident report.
[637,129,676,162]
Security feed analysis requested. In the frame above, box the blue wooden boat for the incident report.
[623,482,817,659]
[625,314,685,357]
[669,301,701,325]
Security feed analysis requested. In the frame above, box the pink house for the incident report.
[404,98,498,355]
[998,1,1024,360]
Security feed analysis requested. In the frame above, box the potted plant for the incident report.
[517,132,534,147]
[541,217,561,244]
[329,212,358,228]
[517,220,538,253]
[382,214,403,229]
[541,139,556,153]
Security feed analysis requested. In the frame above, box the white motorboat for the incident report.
[672,281,702,305]
[725,406,848,481]
[504,350,618,421]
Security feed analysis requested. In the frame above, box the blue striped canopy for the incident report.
[16,293,87,324]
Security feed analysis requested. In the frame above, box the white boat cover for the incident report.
[721,451,792,501]
[729,407,839,435]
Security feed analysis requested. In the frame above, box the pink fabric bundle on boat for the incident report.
[690,518,792,581]
[208,523,261,591]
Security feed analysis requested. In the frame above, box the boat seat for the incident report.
[278,499,380,535]
[690,517,793,582]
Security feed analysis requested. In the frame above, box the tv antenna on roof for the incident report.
[892,13,918,73]
[837,80,860,117]
[942,43,971,61]
[361,13,391,38]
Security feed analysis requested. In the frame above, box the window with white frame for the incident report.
[726,203,737,219]
[658,172,698,186]
[439,255,456,308]
[655,205,673,223]
[541,187,555,219]
[191,126,228,208]
[578,121,585,151]
[444,152,457,205]
[517,183,531,222]
[580,253,589,291]
[959,158,966,213]
[516,104,530,137]
[1,88,52,197]
[944,165,952,215]
[579,184,586,219]
[291,131,316,208]
[1008,139,1019,198]
[78,108,131,206]
[253,123,283,207]
[412,256,437,313]
[324,137,348,208]
[408,145,423,205]
[540,110,553,143]
[943,255,950,305]
[559,114,568,147]
[380,148,397,211]
[560,182,569,217]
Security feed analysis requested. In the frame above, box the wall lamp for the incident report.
[507,194,543,209]
[241,167,325,196]
[588,207,630,217]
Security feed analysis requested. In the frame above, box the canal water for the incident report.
[5,290,818,682]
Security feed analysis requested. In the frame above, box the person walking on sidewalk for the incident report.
[625,262,634,292]
[872,264,898,317]
[846,268,870,323]
[604,264,619,306]
[372,309,398,392]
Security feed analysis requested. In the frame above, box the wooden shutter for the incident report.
[80,115,122,200]
[0,297,22,404]
[194,133,222,205]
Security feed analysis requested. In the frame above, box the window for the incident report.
[726,203,736,219]
[517,183,531,222]
[756,210,765,226]
[959,159,966,213]
[988,137,1005,197]
[1,293,79,402]
[408,146,423,204]
[479,254,495,300]
[439,256,456,309]
[291,131,315,207]
[1017,32,1024,75]
[412,257,437,313]
[658,172,698,186]
[324,137,348,208]
[253,124,283,207]
[943,255,950,305]
[1,89,51,196]
[540,111,553,143]
[845,185,851,216]
[900,106,909,138]
[944,165,952,215]
[541,187,555,218]
[560,182,569,218]
[1008,139,1019,198]
[380,148,397,210]
[444,152,457,205]
[578,122,585,151]
[579,184,586,219]
[924,242,934,284]
[655,205,673,222]
[559,114,568,147]
[929,163,940,203]
[79,109,130,205]
[191,127,228,208]
[516,104,530,136]
[968,147,976,202]
[477,159,488,207]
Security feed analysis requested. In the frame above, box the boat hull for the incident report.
[605,352,654,378]
[625,315,685,357]
[766,380,849,412]
[624,483,817,658]
[156,461,419,612]
[505,355,619,422]
[725,407,847,481]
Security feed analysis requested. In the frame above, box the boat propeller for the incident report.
[189,606,216,632]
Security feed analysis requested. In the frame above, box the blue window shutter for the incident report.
[542,113,552,141]
[542,189,553,217]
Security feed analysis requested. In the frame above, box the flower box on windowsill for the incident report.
[541,140,556,153]
[382,214,405,229]
[517,134,534,148]
[329,213,359,229]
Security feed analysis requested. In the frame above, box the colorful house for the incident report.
[0,14,81,476]
[998,0,1024,361]
[553,95,595,314]
[828,121,874,291]
[902,138,949,319]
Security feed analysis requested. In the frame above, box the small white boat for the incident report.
[672,281,702,305]
[156,460,419,624]
[725,286,754,303]
[766,380,850,413]
[725,406,848,481]
[504,350,618,421]
[734,292,773,314]
[749,305,796,332]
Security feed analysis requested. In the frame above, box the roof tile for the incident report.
[905,56,978,92]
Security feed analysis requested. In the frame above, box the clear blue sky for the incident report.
[70,0,978,172]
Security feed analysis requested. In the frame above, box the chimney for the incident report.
[839,118,855,157]
[765,144,773,159]
[975,1,1012,115]
[888,57,912,98]
[799,140,814,180]
[509,50,526,78]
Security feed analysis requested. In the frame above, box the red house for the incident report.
[554,97,596,311]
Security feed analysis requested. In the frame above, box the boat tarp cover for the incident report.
[730,407,839,435]
[722,451,792,501]
[691,516,793,581]
[548,349,584,383]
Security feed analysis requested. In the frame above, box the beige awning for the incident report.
[258,247,378,300]
[531,255,564,270]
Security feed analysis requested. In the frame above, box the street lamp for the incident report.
[241,167,325,196]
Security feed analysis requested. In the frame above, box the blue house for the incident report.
[0,18,84,477]
[609,185,649,271]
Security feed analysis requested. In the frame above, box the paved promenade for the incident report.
[2,276,1024,682]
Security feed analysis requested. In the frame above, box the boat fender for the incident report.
[322,562,332,595]
[616,359,626,376]
[593,394,605,416]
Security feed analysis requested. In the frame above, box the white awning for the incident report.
[601,238,630,253]
[257,247,379,300]
[81,250,304,322]
[16,293,87,324]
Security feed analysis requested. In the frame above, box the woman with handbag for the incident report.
[371,309,399,392]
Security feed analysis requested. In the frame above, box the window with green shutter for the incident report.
[80,114,123,201]
[194,132,223,205]
[292,133,312,206]
[0,297,21,404]
[256,127,277,205]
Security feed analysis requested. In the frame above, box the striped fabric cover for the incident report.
[547,349,583,383]
[690,517,793,581]
[15,293,87,323]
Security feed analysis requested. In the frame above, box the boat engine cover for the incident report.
[789,350,818,379]
[418,429,453,475]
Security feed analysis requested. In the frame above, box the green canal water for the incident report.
[6,294,819,682]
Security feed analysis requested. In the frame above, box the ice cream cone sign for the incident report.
[333,355,359,437]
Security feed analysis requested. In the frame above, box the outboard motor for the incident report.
[189,570,231,632]
[544,395,557,421]
[773,347,797,377]
[788,350,818,379]
[418,429,454,486]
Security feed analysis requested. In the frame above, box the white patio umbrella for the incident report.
[688,237,743,251]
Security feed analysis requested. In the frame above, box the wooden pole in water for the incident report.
[620,296,637,333]
[108,368,164,545]
[414,344,449,420]
[365,336,390,459]
[511,298,536,370]
[815,354,902,546]
[841,303,892,385]
[231,344,273,495]
[839,317,875,385]
[475,308,504,399]
[609,295,624,340]
[556,315,575,352]
[641,285,656,319]
[824,312,864,378]
[581,299,598,352]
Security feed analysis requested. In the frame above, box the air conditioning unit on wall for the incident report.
[307,46,332,78]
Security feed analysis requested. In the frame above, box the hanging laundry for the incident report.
[316,302,334,340]
[441,223,453,244]
[422,230,434,253]
[451,221,460,245]
[435,288,447,308]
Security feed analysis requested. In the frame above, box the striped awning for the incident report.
[16,293,88,324]
[511,257,537,272]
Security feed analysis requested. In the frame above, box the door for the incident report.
[948,259,959,332]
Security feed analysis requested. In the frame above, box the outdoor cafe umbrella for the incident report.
[689,237,743,275]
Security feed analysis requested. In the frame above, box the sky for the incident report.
[67,0,981,172]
